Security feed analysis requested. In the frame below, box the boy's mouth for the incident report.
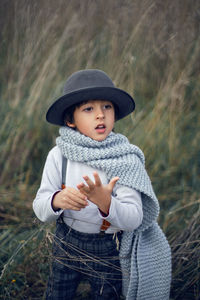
[95,124,106,133]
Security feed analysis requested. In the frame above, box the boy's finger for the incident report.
[82,175,94,188]
[64,188,88,205]
[68,201,86,210]
[68,194,88,207]
[77,183,90,194]
[64,188,87,200]
[108,177,119,190]
[93,172,102,186]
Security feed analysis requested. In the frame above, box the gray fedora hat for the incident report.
[46,69,135,125]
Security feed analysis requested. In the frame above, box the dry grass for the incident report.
[0,0,200,299]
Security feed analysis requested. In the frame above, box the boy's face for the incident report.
[66,100,115,141]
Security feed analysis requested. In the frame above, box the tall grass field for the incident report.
[0,0,200,299]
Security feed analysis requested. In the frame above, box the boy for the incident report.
[33,69,171,300]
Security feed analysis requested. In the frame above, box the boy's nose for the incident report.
[96,109,105,119]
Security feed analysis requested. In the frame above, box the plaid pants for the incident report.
[46,217,122,300]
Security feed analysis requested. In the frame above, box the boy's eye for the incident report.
[104,104,113,109]
[83,106,93,112]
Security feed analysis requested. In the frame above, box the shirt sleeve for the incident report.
[98,185,143,231]
[32,146,64,222]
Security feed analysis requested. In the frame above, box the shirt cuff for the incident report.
[98,208,109,217]
[51,191,63,214]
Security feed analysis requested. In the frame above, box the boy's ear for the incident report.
[66,121,76,128]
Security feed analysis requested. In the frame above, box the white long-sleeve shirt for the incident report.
[33,146,143,234]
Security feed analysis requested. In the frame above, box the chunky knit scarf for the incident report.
[56,127,171,300]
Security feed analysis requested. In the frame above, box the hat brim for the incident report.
[46,87,135,125]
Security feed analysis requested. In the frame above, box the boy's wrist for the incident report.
[95,191,111,214]
[97,198,111,215]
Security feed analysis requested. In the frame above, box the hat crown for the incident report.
[63,69,115,95]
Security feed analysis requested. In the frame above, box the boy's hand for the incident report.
[77,172,119,214]
[52,187,88,211]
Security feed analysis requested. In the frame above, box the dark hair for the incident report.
[63,100,119,126]
[63,104,77,125]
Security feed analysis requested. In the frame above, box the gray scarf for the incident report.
[57,127,171,299]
